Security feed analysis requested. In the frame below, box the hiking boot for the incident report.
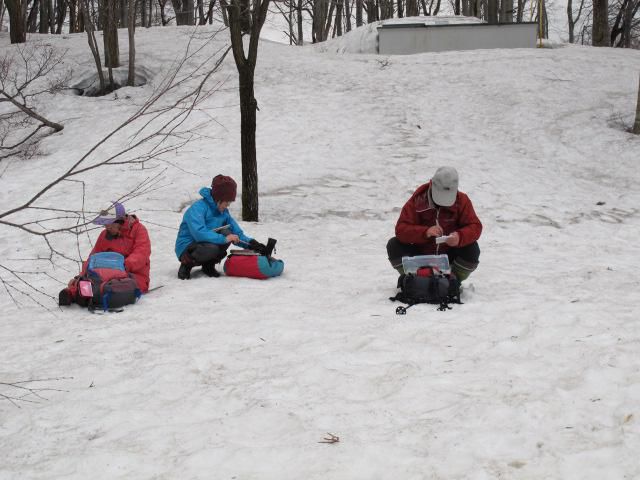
[178,263,192,280]
[58,288,72,306]
[201,261,220,278]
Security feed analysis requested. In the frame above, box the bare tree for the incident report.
[171,0,195,23]
[634,72,640,134]
[226,0,270,221]
[127,0,136,86]
[567,0,587,42]
[0,32,232,306]
[487,0,498,22]
[610,0,640,47]
[0,45,66,162]
[592,0,610,45]
[103,0,121,70]
[81,0,106,94]
[4,0,28,43]
[0,378,71,407]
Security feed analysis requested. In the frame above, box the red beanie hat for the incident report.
[211,175,237,203]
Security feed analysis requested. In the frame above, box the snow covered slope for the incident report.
[1,25,640,479]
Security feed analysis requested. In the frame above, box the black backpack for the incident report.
[390,267,462,314]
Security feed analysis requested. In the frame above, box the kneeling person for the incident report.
[387,166,482,281]
[59,202,151,305]
[175,175,272,280]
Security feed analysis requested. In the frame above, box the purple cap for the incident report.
[93,202,126,225]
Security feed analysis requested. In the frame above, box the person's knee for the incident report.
[188,242,222,264]
[386,237,406,273]
[451,242,480,281]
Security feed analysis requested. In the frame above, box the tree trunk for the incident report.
[516,0,523,21]
[70,0,77,31]
[55,0,66,32]
[48,0,55,31]
[397,0,403,17]
[592,0,610,46]
[206,0,214,22]
[172,0,194,24]
[344,0,351,31]
[226,0,270,221]
[366,0,375,22]
[297,0,303,42]
[500,0,513,21]
[39,0,47,32]
[633,73,640,134]
[81,0,105,93]
[335,0,342,36]
[103,0,120,67]
[355,0,362,26]
[487,0,497,22]
[197,0,204,23]
[454,0,460,14]
[127,0,135,86]
[238,67,259,221]
[5,0,27,43]
[621,0,634,47]
[119,0,125,25]
[27,0,38,32]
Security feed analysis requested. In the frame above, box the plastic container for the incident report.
[401,254,451,274]
[87,252,126,271]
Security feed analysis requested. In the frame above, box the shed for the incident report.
[377,16,538,55]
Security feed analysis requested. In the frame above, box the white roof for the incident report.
[380,15,484,27]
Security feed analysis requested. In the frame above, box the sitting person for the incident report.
[59,202,151,305]
[387,166,482,281]
[175,174,274,280]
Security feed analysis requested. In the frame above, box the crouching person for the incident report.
[387,166,482,281]
[175,175,272,280]
[59,202,151,306]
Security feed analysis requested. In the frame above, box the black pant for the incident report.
[386,237,480,275]
[180,242,229,266]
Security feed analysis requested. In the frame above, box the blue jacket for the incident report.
[175,187,253,259]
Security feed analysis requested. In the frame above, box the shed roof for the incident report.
[379,15,484,28]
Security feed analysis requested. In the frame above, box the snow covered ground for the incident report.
[1,24,640,479]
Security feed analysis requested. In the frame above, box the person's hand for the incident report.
[248,239,266,254]
[426,225,444,238]
[445,232,460,247]
[226,234,240,244]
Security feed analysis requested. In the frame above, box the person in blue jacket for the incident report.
[175,175,272,279]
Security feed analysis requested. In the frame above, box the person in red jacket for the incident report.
[387,166,482,281]
[58,202,151,305]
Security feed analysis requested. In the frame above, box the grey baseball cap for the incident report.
[431,167,458,207]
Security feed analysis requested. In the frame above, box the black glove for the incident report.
[248,239,267,255]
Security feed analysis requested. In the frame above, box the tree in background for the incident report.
[634,73,640,134]
[171,0,195,24]
[592,0,610,45]
[226,0,270,221]
[103,0,120,68]
[4,0,28,43]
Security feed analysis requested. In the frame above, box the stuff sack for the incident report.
[390,266,461,314]
[78,252,141,311]
[223,251,284,279]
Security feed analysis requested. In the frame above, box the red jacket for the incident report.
[395,181,482,255]
[83,215,151,292]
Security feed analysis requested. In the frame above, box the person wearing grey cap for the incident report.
[387,166,482,281]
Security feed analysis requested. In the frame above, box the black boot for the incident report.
[178,263,192,280]
[201,261,220,278]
